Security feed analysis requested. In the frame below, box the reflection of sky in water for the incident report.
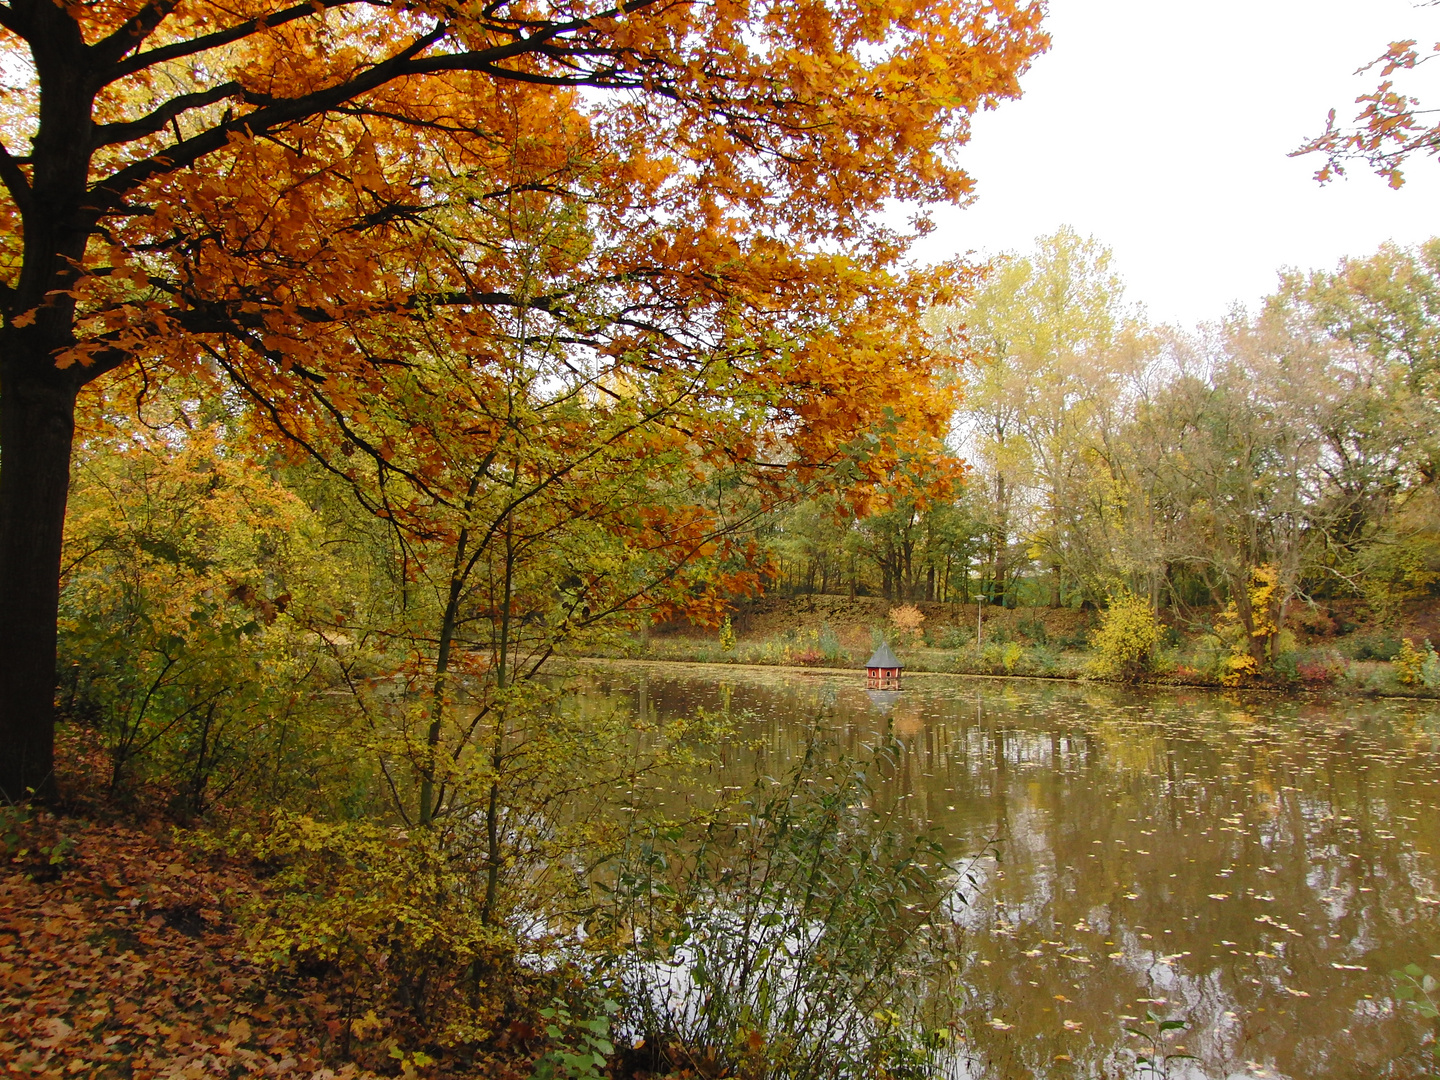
[559,662,1440,1079]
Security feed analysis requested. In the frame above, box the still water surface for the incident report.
[562,661,1440,1080]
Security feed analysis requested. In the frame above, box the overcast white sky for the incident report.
[912,0,1440,329]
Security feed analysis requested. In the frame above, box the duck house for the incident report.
[866,641,903,689]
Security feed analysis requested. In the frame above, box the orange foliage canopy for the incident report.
[3,0,1046,471]
[0,0,1048,797]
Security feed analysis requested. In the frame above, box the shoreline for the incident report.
[558,653,1440,702]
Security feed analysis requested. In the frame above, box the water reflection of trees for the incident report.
[568,665,1440,1078]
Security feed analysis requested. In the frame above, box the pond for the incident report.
[560,660,1440,1080]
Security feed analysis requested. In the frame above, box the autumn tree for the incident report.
[1265,243,1440,615]
[0,0,1048,799]
[1295,2,1440,186]
[934,228,1155,606]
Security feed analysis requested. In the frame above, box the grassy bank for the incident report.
[573,594,1440,698]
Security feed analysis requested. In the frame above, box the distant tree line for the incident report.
[759,229,1440,627]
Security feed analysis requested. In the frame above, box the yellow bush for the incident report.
[1396,638,1436,687]
[888,604,925,644]
[1220,652,1259,687]
[1088,590,1163,681]
[1211,564,1286,683]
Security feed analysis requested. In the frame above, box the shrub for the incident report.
[1016,615,1048,645]
[1219,652,1259,687]
[979,642,1007,673]
[1272,650,1300,684]
[719,616,736,652]
[1088,591,1163,681]
[983,623,1013,646]
[593,749,964,1080]
[1001,641,1024,673]
[1350,634,1403,662]
[231,816,520,1045]
[888,604,925,645]
[1364,665,1401,694]
[1396,638,1440,688]
[1027,644,1060,674]
[1296,652,1346,686]
[935,624,973,649]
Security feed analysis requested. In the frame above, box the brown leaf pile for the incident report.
[0,816,370,1078]
[0,816,527,1079]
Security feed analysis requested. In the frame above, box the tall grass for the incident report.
[587,741,969,1079]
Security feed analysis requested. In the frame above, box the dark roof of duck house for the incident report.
[866,642,903,669]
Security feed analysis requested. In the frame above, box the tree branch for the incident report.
[89,22,449,213]
[0,138,33,214]
[106,0,373,83]
[90,0,183,69]
[89,0,672,214]
[91,81,243,150]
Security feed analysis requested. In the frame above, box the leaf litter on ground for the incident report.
[0,816,530,1079]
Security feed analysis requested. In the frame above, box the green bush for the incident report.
[1026,644,1060,674]
[1272,650,1300,684]
[1016,615,1048,645]
[1364,665,1402,693]
[983,623,1013,646]
[935,624,973,649]
[1349,634,1403,662]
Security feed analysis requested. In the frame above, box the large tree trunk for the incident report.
[0,10,98,803]
[0,356,78,802]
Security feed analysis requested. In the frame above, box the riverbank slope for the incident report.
[578,593,1440,697]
